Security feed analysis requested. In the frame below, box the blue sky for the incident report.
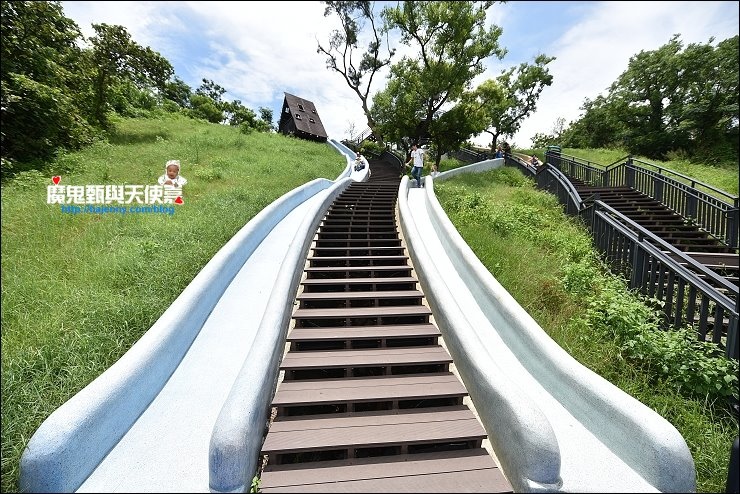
[61,1,739,148]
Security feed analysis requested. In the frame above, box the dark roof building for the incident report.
[278,92,328,142]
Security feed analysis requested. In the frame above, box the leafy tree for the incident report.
[608,35,683,158]
[195,78,227,108]
[0,1,96,168]
[373,2,506,160]
[382,1,505,150]
[565,34,738,162]
[474,54,555,151]
[676,35,739,161]
[428,95,487,163]
[317,1,394,144]
[559,95,624,149]
[188,94,224,123]
[258,107,274,129]
[163,76,192,108]
[88,23,173,126]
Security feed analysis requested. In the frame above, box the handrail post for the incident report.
[625,158,635,189]
[629,232,644,291]
[728,201,739,249]
[686,180,699,220]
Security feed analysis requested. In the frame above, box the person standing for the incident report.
[405,143,425,188]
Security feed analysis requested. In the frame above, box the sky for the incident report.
[60,1,739,148]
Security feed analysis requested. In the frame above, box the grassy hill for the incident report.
[0,113,345,492]
[1,114,737,492]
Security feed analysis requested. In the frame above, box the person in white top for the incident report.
[158,159,188,187]
[405,143,425,188]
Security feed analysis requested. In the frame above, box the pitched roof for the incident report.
[283,92,328,139]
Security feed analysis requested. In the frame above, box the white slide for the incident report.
[19,144,364,493]
[19,152,695,493]
[397,165,696,493]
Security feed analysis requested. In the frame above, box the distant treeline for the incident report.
[1,1,272,176]
[532,34,739,163]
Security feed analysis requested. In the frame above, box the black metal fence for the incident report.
[504,155,738,359]
[546,152,739,249]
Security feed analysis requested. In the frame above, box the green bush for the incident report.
[582,275,739,402]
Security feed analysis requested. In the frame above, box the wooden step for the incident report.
[280,346,452,371]
[287,324,441,343]
[262,407,486,457]
[272,373,467,408]
[307,255,408,263]
[297,290,423,302]
[293,306,431,320]
[301,276,418,287]
[259,448,512,493]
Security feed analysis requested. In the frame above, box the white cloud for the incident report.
[511,1,739,148]
[60,1,739,147]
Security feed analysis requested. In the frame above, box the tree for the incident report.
[163,76,192,108]
[676,35,739,160]
[608,35,683,158]
[195,78,227,108]
[428,96,487,163]
[317,1,394,145]
[564,34,738,161]
[559,95,624,149]
[258,107,274,129]
[189,94,224,123]
[382,1,505,149]
[0,1,96,167]
[474,54,555,152]
[88,23,173,126]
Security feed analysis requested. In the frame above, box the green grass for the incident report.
[0,113,345,493]
[435,166,738,493]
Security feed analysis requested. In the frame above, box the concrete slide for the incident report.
[19,140,367,493]
[397,161,695,493]
[19,151,695,493]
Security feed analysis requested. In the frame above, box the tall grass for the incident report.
[0,113,345,492]
[435,167,738,493]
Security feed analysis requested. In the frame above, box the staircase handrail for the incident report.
[630,157,738,206]
[590,200,739,297]
[537,163,585,213]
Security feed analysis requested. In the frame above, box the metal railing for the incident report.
[546,152,739,249]
[505,158,738,359]
[584,200,738,359]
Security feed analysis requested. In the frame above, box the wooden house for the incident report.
[278,93,328,142]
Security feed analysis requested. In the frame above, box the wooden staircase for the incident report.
[258,178,512,492]
[572,180,739,288]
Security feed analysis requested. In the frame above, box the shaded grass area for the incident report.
[0,114,345,492]
[435,167,738,493]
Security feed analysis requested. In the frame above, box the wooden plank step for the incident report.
[318,231,398,236]
[312,246,404,252]
[287,324,440,342]
[319,226,398,232]
[260,448,512,493]
[685,253,739,264]
[297,290,422,301]
[307,255,408,262]
[262,407,485,454]
[280,346,452,370]
[314,239,402,244]
[293,306,431,319]
[305,265,410,274]
[272,373,466,407]
[301,277,418,286]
